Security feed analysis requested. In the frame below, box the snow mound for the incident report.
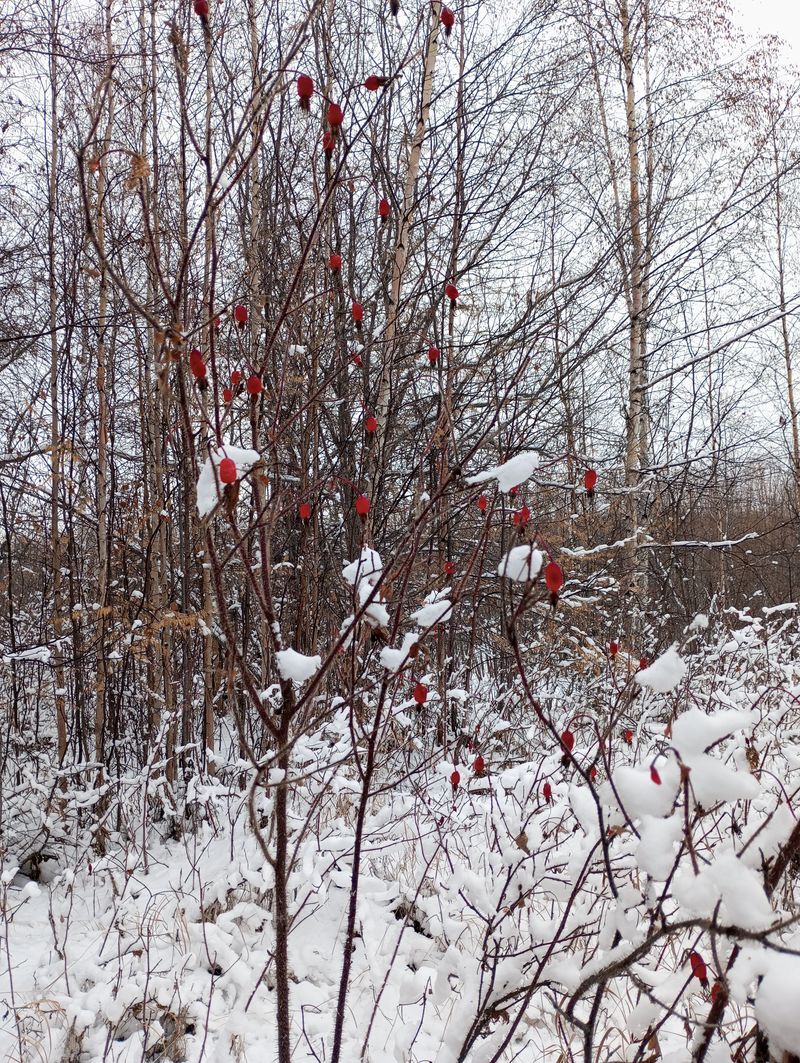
[276,648,321,684]
[342,548,383,586]
[197,444,260,518]
[410,591,452,628]
[497,545,544,583]
[466,451,539,493]
[635,644,686,693]
[380,631,420,673]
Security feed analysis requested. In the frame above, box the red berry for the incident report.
[609,641,618,657]
[444,561,455,576]
[351,353,362,367]
[329,253,342,271]
[230,370,242,386]
[623,728,633,744]
[689,951,708,984]
[378,198,390,220]
[544,561,564,594]
[322,131,335,156]
[413,682,427,705]
[296,74,313,109]
[298,501,312,521]
[711,982,724,1004]
[584,468,597,492]
[650,766,661,785]
[543,781,553,803]
[512,505,530,527]
[246,374,262,396]
[213,316,221,332]
[561,729,574,753]
[352,302,364,323]
[219,457,236,484]
[441,6,455,34]
[189,348,206,379]
[223,387,233,403]
[365,415,378,434]
[193,0,209,17]
[445,282,459,303]
[639,657,649,671]
[427,346,440,364]
[364,74,387,91]
[450,769,460,789]
[589,766,598,781]
[473,754,485,774]
[327,103,343,128]
[355,493,370,517]
[477,494,488,512]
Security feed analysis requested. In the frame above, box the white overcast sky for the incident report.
[735,0,800,58]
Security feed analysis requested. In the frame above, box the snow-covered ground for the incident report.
[3,610,800,1061]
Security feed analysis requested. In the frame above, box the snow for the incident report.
[634,644,687,693]
[497,544,544,582]
[342,547,383,585]
[196,443,260,518]
[410,590,453,627]
[465,450,539,493]
[380,631,420,672]
[754,953,800,1057]
[275,647,321,684]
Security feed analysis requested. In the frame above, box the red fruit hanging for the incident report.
[445,282,459,306]
[327,103,344,132]
[213,315,221,332]
[223,387,233,403]
[189,348,206,379]
[650,765,661,785]
[193,0,209,18]
[584,467,597,496]
[365,415,378,434]
[441,5,455,35]
[689,951,708,986]
[444,561,455,576]
[351,352,363,367]
[298,501,312,522]
[296,74,314,111]
[622,728,633,745]
[427,346,440,365]
[329,253,342,271]
[609,641,618,657]
[379,198,390,223]
[219,457,237,484]
[512,505,530,527]
[413,682,427,705]
[322,131,335,158]
[473,754,485,774]
[544,561,564,595]
[477,494,488,512]
[355,493,370,518]
[450,769,460,791]
[639,657,649,671]
[246,374,263,396]
[589,765,598,781]
[230,370,242,386]
[561,729,575,753]
[234,304,248,328]
[364,74,389,91]
[352,302,364,331]
[543,781,553,803]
